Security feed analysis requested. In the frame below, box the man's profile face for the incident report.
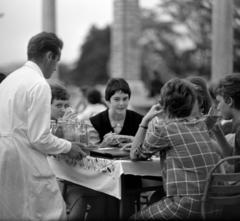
[44,48,61,79]
[51,99,69,120]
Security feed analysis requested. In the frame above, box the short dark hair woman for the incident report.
[66,77,143,221]
[88,77,142,145]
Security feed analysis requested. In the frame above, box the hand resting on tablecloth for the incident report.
[66,142,88,159]
[99,132,133,148]
[119,142,132,151]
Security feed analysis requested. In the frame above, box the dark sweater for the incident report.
[89,109,143,142]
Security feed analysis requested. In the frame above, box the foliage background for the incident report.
[59,0,240,97]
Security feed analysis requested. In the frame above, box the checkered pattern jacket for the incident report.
[135,117,220,197]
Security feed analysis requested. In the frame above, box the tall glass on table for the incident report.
[75,119,91,154]
[205,107,222,131]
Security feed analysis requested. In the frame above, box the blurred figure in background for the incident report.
[77,87,107,121]
[74,85,89,114]
[208,82,219,109]
[0,72,6,83]
[187,76,212,116]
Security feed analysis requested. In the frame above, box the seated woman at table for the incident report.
[129,78,222,220]
[146,76,214,205]
[87,77,143,147]
[147,76,212,139]
[146,76,222,204]
[65,77,143,221]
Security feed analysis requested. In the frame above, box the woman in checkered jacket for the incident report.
[129,78,222,220]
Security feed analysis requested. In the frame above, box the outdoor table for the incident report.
[48,154,162,220]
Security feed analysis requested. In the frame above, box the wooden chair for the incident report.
[201,156,240,220]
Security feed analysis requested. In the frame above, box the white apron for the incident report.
[0,61,71,221]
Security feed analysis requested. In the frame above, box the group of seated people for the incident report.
[49,74,240,220]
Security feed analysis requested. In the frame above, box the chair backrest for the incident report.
[201,156,240,220]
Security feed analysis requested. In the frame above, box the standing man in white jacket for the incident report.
[0,32,86,221]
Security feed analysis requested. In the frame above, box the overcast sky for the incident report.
[0,0,158,67]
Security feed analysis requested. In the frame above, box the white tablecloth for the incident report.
[48,155,161,199]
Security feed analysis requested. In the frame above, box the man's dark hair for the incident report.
[105,78,131,101]
[0,73,6,84]
[215,73,240,110]
[159,78,196,118]
[27,32,63,60]
[50,84,70,104]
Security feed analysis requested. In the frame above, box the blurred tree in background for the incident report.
[60,0,240,90]
[59,25,110,86]
[140,0,212,88]
[141,0,240,90]
[233,0,240,72]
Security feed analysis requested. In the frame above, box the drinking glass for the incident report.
[205,107,221,131]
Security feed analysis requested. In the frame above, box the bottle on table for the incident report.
[76,120,89,146]
[55,119,65,139]
[64,119,76,142]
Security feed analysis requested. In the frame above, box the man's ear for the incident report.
[46,51,52,60]
[228,97,234,107]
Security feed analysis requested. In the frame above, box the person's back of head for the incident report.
[105,78,131,101]
[0,73,6,84]
[187,76,212,115]
[208,82,218,109]
[86,88,102,104]
[160,78,196,118]
[50,84,70,104]
[27,32,63,61]
[215,73,240,111]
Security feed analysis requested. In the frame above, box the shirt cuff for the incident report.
[62,140,72,154]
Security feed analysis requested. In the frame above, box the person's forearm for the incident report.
[130,118,150,159]
[213,129,233,158]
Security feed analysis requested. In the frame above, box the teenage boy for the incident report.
[129,78,222,220]
[50,84,77,121]
[211,73,240,221]
[211,73,240,171]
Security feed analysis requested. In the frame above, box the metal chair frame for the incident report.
[201,156,240,220]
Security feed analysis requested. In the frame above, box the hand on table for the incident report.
[101,133,134,148]
[120,142,132,151]
[99,132,118,148]
[103,132,116,141]
[66,142,88,159]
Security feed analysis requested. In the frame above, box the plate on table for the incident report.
[81,145,99,155]
[90,147,130,159]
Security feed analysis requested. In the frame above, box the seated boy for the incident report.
[129,78,222,220]
[211,73,240,221]
[50,84,76,121]
[211,73,240,172]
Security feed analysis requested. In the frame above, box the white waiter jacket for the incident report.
[0,61,71,221]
